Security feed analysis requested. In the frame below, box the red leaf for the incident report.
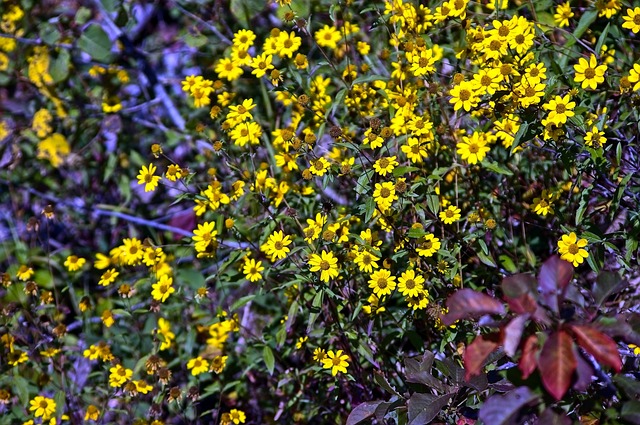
[442,289,505,326]
[538,256,573,313]
[570,325,622,372]
[519,334,539,379]
[538,330,577,400]
[347,401,385,425]
[503,315,529,358]
[464,333,500,381]
[502,273,537,299]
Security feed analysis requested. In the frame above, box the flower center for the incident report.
[377,278,388,289]
[498,26,510,37]
[405,279,416,289]
[584,67,596,79]
[332,357,342,366]
[555,104,566,114]
[481,75,492,86]
[446,210,454,218]
[40,400,49,408]
[458,89,470,101]
[525,86,536,97]
[529,68,539,77]
[468,143,479,153]
[378,158,389,168]
[380,188,390,198]
[320,260,330,271]
[238,105,247,114]
[568,243,579,254]
[490,40,501,50]
[418,57,429,68]
[274,241,283,250]
[515,34,525,44]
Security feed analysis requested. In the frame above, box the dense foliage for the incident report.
[1,0,640,424]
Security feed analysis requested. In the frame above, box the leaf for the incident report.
[538,330,576,400]
[565,10,598,49]
[49,49,70,83]
[570,325,622,372]
[393,166,420,177]
[538,255,573,314]
[614,375,640,399]
[464,333,501,381]
[484,161,513,176]
[478,387,539,425]
[442,289,505,326]
[572,345,594,392]
[519,334,539,379]
[229,0,265,27]
[404,352,443,390]
[504,315,529,357]
[407,393,453,425]
[536,408,572,425]
[78,24,113,62]
[592,271,627,307]
[510,122,529,153]
[263,345,275,375]
[373,370,403,398]
[621,401,640,425]
[347,401,385,425]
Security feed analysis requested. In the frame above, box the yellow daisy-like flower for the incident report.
[108,364,132,387]
[29,396,56,420]
[137,163,161,192]
[261,230,292,262]
[192,221,218,253]
[373,181,398,212]
[449,80,479,112]
[210,355,228,374]
[573,54,607,90]
[84,405,100,421]
[531,189,555,216]
[440,206,461,224]
[456,131,490,165]
[543,94,575,125]
[368,269,396,297]
[232,29,256,51]
[309,157,331,176]
[242,258,264,282]
[629,344,640,356]
[64,255,86,272]
[416,234,441,257]
[557,232,589,267]
[187,356,209,376]
[313,347,327,363]
[584,126,607,148]
[353,249,379,274]
[553,2,574,27]
[322,350,349,376]
[315,25,341,49]
[16,265,34,281]
[251,53,274,78]
[622,7,640,33]
[308,250,339,282]
[98,268,119,286]
[397,269,425,297]
[373,156,398,176]
[151,275,175,303]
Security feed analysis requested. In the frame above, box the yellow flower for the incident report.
[108,364,132,387]
[397,269,425,297]
[232,29,256,51]
[251,53,274,78]
[584,126,607,148]
[157,317,175,350]
[553,2,573,27]
[416,234,441,257]
[456,131,490,164]
[373,181,398,212]
[187,356,209,376]
[543,94,575,125]
[101,310,115,327]
[121,237,144,265]
[192,221,218,253]
[151,275,175,303]
[368,269,396,297]
[308,250,339,282]
[242,258,264,282]
[210,355,228,373]
[362,293,386,315]
[322,350,349,376]
[7,349,28,366]
[215,57,244,81]
[29,396,56,420]
[16,265,34,281]
[315,25,341,49]
[573,54,607,90]
[94,253,111,269]
[440,205,461,224]
[531,190,555,216]
[98,268,119,286]
[64,255,86,272]
[353,249,379,274]
[295,336,308,349]
[37,133,70,167]
[84,405,100,421]
[557,232,589,267]
[629,344,640,355]
[449,80,479,112]
[308,157,331,176]
[373,156,398,176]
[313,347,327,363]
[260,230,292,262]
[276,31,302,58]
[137,163,161,192]
[622,7,640,33]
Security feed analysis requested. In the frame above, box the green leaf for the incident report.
[484,161,513,176]
[407,227,427,238]
[231,294,256,311]
[230,0,266,29]
[352,74,388,85]
[364,197,376,223]
[595,23,610,54]
[263,345,275,375]
[393,166,419,177]
[75,7,93,24]
[39,23,61,45]
[510,122,529,153]
[565,10,598,49]
[50,50,70,83]
[78,24,113,62]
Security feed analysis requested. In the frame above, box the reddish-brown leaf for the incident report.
[503,315,529,357]
[442,289,505,326]
[519,334,539,379]
[538,330,577,400]
[538,256,573,313]
[570,325,622,372]
[502,273,537,300]
[464,333,500,381]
